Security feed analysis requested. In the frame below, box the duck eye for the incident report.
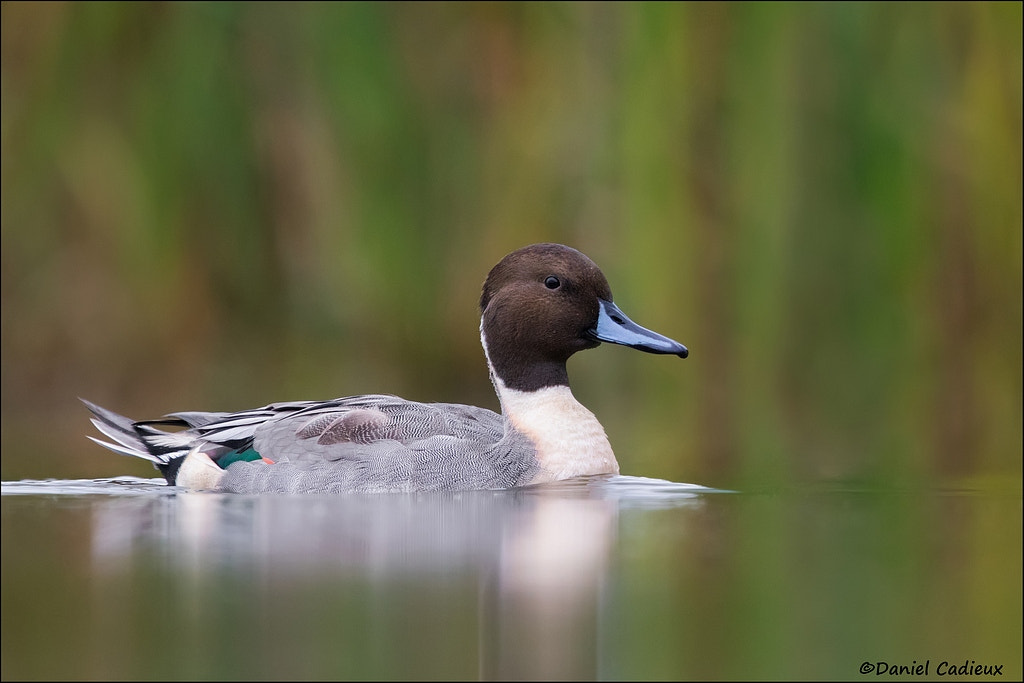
[544,276,561,290]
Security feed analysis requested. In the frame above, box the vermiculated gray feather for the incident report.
[216,396,537,493]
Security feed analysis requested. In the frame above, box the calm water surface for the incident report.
[2,474,1021,680]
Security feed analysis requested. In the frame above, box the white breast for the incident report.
[496,383,619,483]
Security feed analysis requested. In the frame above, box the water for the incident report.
[2,475,1021,680]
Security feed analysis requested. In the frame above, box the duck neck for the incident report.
[481,326,619,483]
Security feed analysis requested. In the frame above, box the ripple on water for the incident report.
[0,476,173,496]
[0,473,726,507]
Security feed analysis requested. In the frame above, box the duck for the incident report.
[84,243,688,493]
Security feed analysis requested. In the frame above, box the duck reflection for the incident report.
[87,476,706,678]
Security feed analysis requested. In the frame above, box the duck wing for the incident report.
[222,396,537,494]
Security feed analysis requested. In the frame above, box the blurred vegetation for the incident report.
[1,1,1021,488]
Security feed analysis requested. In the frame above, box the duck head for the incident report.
[480,243,688,392]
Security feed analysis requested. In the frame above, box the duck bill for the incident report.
[586,299,688,358]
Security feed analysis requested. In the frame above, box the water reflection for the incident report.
[3,476,1021,679]
[2,475,709,679]
[43,476,706,574]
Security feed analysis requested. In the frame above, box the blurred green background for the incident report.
[2,1,1021,490]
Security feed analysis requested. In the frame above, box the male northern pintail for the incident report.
[85,243,688,493]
